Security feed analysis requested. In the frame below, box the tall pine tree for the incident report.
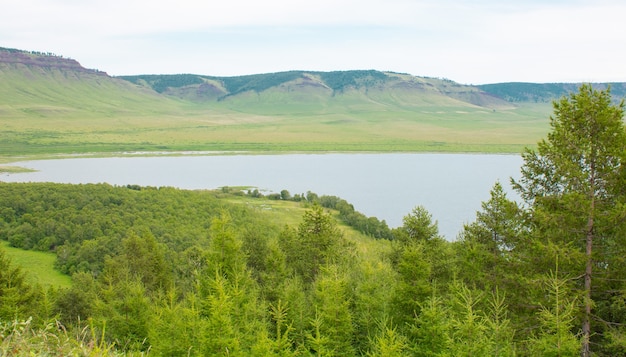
[513,84,626,356]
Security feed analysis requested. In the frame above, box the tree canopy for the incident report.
[513,84,626,355]
[1,84,625,355]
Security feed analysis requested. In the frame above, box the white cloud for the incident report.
[1,0,625,83]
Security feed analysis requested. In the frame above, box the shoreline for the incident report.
[0,149,524,175]
[0,147,526,165]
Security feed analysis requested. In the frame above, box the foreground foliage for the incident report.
[0,85,625,355]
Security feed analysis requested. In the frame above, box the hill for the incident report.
[0,47,182,118]
[3,46,622,157]
[120,71,516,111]
[477,82,626,103]
[120,72,626,108]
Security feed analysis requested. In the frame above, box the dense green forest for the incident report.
[1,85,626,356]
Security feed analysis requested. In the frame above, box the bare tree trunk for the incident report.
[582,188,595,357]
[582,225,592,357]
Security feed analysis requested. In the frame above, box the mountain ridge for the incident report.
[119,71,516,111]
[3,46,624,108]
[0,46,107,75]
[477,82,626,103]
[120,71,626,105]
[1,46,623,156]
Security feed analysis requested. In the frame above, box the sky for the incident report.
[1,0,625,84]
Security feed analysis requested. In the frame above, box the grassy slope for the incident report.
[1,241,71,288]
[1,190,390,290]
[206,80,551,153]
[209,191,393,263]
[0,62,553,160]
[0,62,207,155]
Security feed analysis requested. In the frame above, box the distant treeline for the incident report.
[120,74,205,93]
[478,82,626,102]
[120,70,626,104]
[120,70,392,97]
[239,187,393,239]
[0,46,65,58]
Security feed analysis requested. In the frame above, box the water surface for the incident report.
[2,153,523,239]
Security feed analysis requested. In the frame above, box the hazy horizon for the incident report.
[2,0,625,85]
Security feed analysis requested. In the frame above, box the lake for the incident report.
[1,153,523,240]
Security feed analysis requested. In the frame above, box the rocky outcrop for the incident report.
[0,47,107,76]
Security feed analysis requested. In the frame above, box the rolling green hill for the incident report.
[0,48,184,119]
[120,71,516,112]
[4,46,620,158]
[477,82,626,103]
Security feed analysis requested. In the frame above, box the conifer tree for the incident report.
[0,248,35,321]
[448,283,490,356]
[391,243,431,327]
[513,84,626,355]
[409,295,451,356]
[457,183,529,324]
[282,276,310,349]
[461,182,522,270]
[95,278,151,351]
[280,205,344,284]
[148,289,202,356]
[55,272,98,325]
[311,265,355,357]
[201,212,267,355]
[527,262,580,356]
[484,288,515,356]
[399,206,439,244]
[207,212,247,279]
[307,310,333,357]
[105,229,173,294]
[367,324,408,357]
[267,300,297,356]
[201,271,240,356]
[390,206,441,328]
[352,260,396,354]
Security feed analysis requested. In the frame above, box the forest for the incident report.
[1,85,625,356]
[120,70,393,97]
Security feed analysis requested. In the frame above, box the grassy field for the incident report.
[1,241,71,288]
[0,63,554,161]
[0,165,36,173]
[0,100,551,160]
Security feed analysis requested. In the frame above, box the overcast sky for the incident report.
[1,0,625,84]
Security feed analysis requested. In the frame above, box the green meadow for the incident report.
[1,241,71,288]
[0,63,553,161]
[0,98,551,159]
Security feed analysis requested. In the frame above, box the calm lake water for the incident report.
[1,153,523,240]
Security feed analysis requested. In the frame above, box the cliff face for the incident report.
[0,46,175,123]
[0,47,107,75]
